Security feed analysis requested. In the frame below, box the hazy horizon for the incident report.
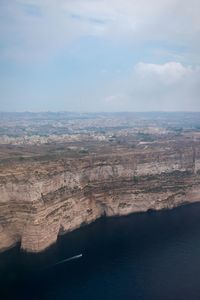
[1,110,200,114]
[0,0,199,112]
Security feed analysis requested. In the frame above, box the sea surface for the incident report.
[1,203,200,300]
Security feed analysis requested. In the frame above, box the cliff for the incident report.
[1,136,200,253]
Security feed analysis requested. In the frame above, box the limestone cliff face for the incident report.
[1,139,200,253]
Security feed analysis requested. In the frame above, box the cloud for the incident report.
[0,1,199,112]
[0,0,200,63]
[103,62,200,111]
[134,62,190,84]
[104,94,131,109]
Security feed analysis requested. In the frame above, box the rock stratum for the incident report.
[1,133,200,254]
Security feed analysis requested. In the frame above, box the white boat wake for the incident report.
[51,254,82,267]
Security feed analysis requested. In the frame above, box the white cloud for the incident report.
[103,94,131,112]
[105,94,130,104]
[134,62,192,84]
[103,62,200,111]
[1,0,200,62]
[0,1,200,112]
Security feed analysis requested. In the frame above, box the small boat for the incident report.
[51,254,83,267]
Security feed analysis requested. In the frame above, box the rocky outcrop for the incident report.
[1,138,200,253]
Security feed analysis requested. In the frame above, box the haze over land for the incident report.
[0,0,200,112]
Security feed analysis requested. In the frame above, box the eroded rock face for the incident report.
[1,139,200,253]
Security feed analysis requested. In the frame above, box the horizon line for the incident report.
[1,110,200,114]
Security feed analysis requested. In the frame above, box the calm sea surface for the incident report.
[1,203,200,300]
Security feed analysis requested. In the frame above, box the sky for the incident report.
[0,0,200,112]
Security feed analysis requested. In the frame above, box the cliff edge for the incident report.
[1,134,200,253]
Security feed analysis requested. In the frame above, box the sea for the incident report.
[1,203,200,300]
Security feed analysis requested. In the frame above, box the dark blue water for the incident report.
[1,204,200,300]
